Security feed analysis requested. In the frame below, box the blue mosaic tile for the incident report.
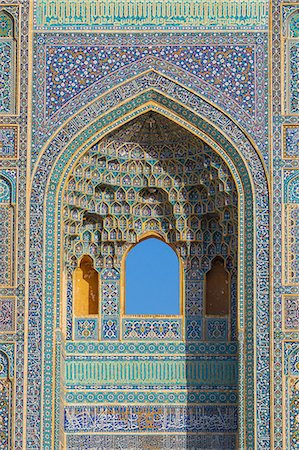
[290,43,299,114]
[64,405,238,433]
[0,127,17,158]
[74,318,98,340]
[0,41,14,114]
[206,318,228,341]
[27,28,271,450]
[122,318,182,340]
[186,319,202,340]
[102,318,118,340]
[0,297,14,332]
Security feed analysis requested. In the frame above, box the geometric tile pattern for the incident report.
[284,172,299,203]
[0,173,15,288]
[24,3,274,444]
[284,126,299,158]
[290,13,299,38]
[0,126,17,158]
[285,205,299,284]
[65,389,238,404]
[0,351,11,449]
[0,41,14,114]
[65,357,238,387]
[289,377,299,449]
[0,204,13,286]
[74,318,98,340]
[284,343,299,450]
[206,318,228,340]
[0,7,17,113]
[0,377,11,449]
[64,405,238,433]
[31,32,269,168]
[289,43,299,114]
[0,297,15,332]
[0,176,11,203]
[289,378,299,449]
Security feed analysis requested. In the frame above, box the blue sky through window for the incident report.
[125,238,180,315]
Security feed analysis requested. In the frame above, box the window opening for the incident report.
[73,255,99,315]
[125,237,180,315]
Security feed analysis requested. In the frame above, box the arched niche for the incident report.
[28,80,269,449]
[284,9,299,114]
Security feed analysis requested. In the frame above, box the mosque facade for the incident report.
[0,1,298,448]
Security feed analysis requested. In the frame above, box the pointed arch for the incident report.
[28,76,270,449]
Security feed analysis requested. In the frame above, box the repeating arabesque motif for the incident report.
[66,434,237,449]
[45,44,255,117]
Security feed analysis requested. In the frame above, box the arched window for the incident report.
[0,10,16,114]
[205,256,229,316]
[125,237,180,315]
[73,256,99,316]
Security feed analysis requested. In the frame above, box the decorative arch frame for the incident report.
[27,74,270,449]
